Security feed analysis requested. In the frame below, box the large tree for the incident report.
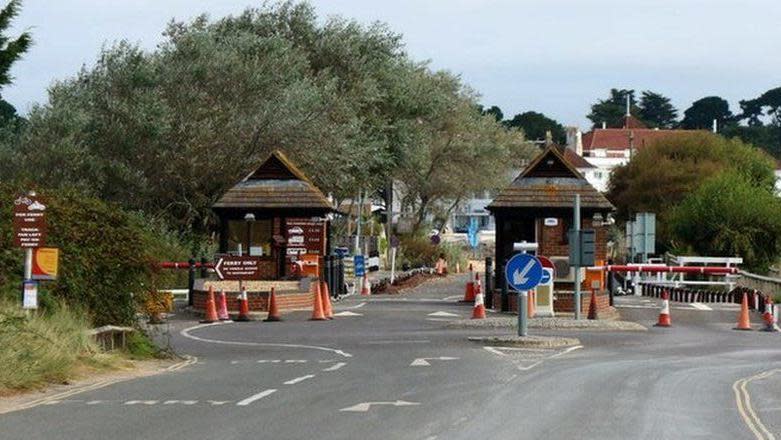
[607,132,775,245]
[638,91,678,128]
[680,96,734,130]
[587,88,638,128]
[0,0,31,128]
[505,111,566,143]
[480,105,503,122]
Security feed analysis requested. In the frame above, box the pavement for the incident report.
[2,274,781,439]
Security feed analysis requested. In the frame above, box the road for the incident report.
[2,275,781,440]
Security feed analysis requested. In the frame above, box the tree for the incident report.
[740,87,781,127]
[587,88,638,128]
[669,172,781,271]
[680,96,733,130]
[480,105,503,122]
[607,132,775,245]
[638,91,678,128]
[505,111,566,143]
[0,0,31,129]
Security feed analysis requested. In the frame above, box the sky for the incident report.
[4,0,781,128]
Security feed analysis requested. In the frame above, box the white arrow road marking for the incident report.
[483,346,583,371]
[513,260,536,286]
[427,311,460,317]
[323,362,347,372]
[236,389,277,406]
[284,374,316,385]
[333,311,363,317]
[410,356,459,367]
[339,400,420,412]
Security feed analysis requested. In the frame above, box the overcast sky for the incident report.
[4,0,781,128]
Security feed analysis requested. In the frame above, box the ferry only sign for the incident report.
[214,256,263,280]
[13,194,47,248]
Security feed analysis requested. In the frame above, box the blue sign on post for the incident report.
[354,255,366,277]
[505,253,543,291]
[540,269,551,285]
[467,217,479,249]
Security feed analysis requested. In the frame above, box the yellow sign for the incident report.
[32,247,59,280]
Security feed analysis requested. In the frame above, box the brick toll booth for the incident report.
[486,144,615,316]
[192,150,341,316]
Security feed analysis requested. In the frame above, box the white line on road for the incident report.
[362,340,430,345]
[180,323,353,358]
[332,311,363,317]
[339,400,420,412]
[284,374,316,385]
[236,389,277,406]
[323,362,346,372]
[428,311,460,317]
[691,302,713,311]
[410,356,459,367]
[125,400,158,405]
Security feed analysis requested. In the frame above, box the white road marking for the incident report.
[339,400,420,412]
[208,401,230,406]
[323,362,347,372]
[428,311,460,317]
[284,374,316,385]
[444,295,462,301]
[236,389,277,406]
[125,400,158,405]
[284,360,307,363]
[363,340,430,345]
[483,345,582,371]
[332,311,363,317]
[410,356,459,367]
[86,400,103,405]
[691,302,713,311]
[180,323,353,358]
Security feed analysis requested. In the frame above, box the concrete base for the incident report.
[468,335,580,348]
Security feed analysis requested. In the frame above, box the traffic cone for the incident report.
[321,281,334,319]
[264,287,281,322]
[235,287,251,322]
[587,289,598,320]
[471,274,486,319]
[360,276,371,296]
[462,264,475,302]
[735,291,752,330]
[655,290,671,327]
[200,285,219,324]
[310,282,327,321]
[528,289,536,318]
[217,290,230,321]
[762,296,777,332]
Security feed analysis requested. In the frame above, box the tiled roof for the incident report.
[582,128,698,152]
[558,146,594,168]
[213,150,334,211]
[487,145,613,210]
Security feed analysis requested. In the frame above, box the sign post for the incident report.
[505,253,543,337]
[13,192,47,310]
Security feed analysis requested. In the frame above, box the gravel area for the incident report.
[447,316,647,331]
[467,335,581,348]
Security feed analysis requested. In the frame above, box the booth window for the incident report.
[226,219,272,256]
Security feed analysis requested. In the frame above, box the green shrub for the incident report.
[0,301,115,393]
[398,234,468,270]
[124,331,160,360]
[0,183,188,325]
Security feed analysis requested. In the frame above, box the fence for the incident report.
[737,271,781,299]
[639,283,774,313]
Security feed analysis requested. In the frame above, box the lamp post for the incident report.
[244,213,256,256]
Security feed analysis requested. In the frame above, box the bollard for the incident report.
[485,257,493,309]
[500,263,509,312]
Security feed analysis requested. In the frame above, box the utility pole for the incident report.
[574,194,582,320]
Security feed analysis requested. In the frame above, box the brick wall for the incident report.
[491,290,611,314]
[539,218,608,261]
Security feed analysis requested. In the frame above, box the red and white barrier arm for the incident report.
[591,265,739,275]
[158,262,215,269]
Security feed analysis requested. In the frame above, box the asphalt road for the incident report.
[3,275,781,440]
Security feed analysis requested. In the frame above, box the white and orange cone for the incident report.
[235,287,251,322]
[762,296,778,332]
[471,273,486,319]
[217,290,230,321]
[360,276,371,296]
[655,290,671,327]
[462,264,475,302]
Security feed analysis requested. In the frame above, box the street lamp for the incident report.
[244,213,255,256]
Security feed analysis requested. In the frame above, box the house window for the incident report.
[227,219,273,256]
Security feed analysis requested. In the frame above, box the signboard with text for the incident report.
[214,256,263,280]
[285,218,326,265]
[13,195,47,248]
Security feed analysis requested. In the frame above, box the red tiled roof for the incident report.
[559,146,594,169]
[622,114,647,129]
[582,128,698,152]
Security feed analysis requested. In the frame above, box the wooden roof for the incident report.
[487,145,613,211]
[213,150,334,211]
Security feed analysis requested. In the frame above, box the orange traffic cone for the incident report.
[735,291,752,330]
[762,296,777,332]
[217,290,230,321]
[310,282,327,321]
[360,276,371,296]
[462,264,475,302]
[200,285,219,323]
[321,281,334,320]
[264,287,281,322]
[587,289,598,320]
[471,274,486,319]
[655,290,671,327]
[235,287,251,322]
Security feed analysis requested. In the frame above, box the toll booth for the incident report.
[486,145,615,313]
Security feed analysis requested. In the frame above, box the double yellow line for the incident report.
[734,368,780,440]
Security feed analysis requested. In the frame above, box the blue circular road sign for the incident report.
[505,253,544,291]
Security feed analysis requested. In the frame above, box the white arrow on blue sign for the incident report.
[505,253,544,291]
[540,268,552,285]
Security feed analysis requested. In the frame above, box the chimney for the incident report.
[545,130,553,146]
[602,121,607,129]
[712,119,718,133]
[575,130,583,156]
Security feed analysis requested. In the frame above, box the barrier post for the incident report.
[188,257,196,307]
[485,257,493,309]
